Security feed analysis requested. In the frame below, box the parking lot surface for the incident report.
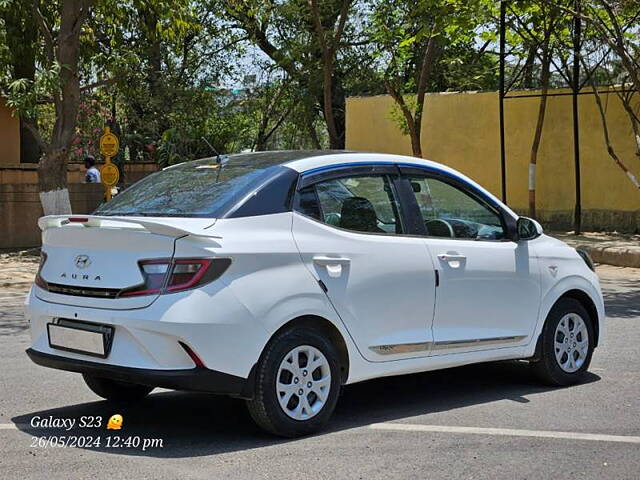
[0,257,638,479]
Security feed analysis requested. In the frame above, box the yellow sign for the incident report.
[101,163,120,187]
[99,126,119,157]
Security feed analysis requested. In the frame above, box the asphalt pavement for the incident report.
[0,261,638,479]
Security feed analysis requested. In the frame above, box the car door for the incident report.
[292,165,437,362]
[400,167,541,355]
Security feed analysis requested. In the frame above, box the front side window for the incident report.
[409,176,505,240]
[299,175,403,235]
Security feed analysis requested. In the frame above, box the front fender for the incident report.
[524,274,605,356]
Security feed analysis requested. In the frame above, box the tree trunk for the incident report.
[412,37,439,159]
[528,14,555,219]
[384,79,422,157]
[589,84,640,189]
[306,108,322,150]
[522,44,537,89]
[528,53,551,219]
[35,0,93,215]
[39,148,72,215]
[617,93,640,159]
[309,0,350,150]
[320,54,340,148]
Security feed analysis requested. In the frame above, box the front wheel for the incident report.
[246,327,341,437]
[532,298,595,386]
[83,374,154,401]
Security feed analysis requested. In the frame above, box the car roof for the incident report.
[282,151,515,218]
[180,150,514,218]
[282,151,455,174]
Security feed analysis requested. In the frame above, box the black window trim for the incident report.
[294,164,411,237]
[298,164,399,189]
[397,166,514,242]
[224,165,299,219]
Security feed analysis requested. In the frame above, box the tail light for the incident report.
[34,252,49,290]
[120,257,231,297]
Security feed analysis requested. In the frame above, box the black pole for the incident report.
[572,0,582,234]
[499,1,507,203]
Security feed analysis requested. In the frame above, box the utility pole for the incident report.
[499,0,507,203]
[572,0,582,234]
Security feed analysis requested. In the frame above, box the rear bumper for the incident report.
[26,348,255,398]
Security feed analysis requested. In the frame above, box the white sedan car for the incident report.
[26,151,604,437]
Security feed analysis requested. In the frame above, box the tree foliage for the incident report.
[0,0,638,214]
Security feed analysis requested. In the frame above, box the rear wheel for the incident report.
[83,374,154,401]
[246,327,341,437]
[532,298,595,386]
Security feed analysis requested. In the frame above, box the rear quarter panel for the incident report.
[175,212,367,381]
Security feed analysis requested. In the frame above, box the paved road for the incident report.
[0,261,638,479]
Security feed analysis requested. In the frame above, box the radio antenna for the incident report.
[201,137,221,164]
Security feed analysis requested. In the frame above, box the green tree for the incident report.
[1,0,98,215]
[370,0,494,157]
[224,0,370,149]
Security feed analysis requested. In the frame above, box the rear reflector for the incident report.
[179,341,205,368]
[68,217,89,223]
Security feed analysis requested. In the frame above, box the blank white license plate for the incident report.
[47,321,113,358]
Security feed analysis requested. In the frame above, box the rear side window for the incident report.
[297,175,403,235]
[95,158,291,218]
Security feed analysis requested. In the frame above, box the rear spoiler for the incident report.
[38,215,221,238]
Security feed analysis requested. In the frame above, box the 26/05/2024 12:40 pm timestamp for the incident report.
[30,435,164,451]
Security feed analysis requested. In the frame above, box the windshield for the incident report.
[94,152,304,218]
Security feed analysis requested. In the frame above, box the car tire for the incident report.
[246,327,342,437]
[82,374,154,401]
[532,298,595,386]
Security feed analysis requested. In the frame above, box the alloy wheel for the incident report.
[276,345,331,420]
[554,313,589,373]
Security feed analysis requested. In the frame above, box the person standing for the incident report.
[84,156,101,183]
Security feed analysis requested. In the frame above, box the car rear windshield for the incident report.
[94,152,301,218]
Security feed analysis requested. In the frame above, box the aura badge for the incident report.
[75,255,91,269]
[548,265,558,277]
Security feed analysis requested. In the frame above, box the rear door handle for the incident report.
[313,256,351,266]
[313,256,350,278]
[437,254,466,262]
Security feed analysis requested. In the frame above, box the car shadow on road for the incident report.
[602,280,640,319]
[12,361,600,458]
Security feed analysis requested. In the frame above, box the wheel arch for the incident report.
[532,285,602,361]
[556,289,600,347]
[267,315,350,384]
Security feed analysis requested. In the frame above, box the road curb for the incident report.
[577,245,640,269]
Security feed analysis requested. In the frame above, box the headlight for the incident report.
[576,248,595,272]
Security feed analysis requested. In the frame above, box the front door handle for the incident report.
[313,256,350,278]
[437,253,466,268]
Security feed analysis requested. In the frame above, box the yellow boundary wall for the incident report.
[346,89,640,232]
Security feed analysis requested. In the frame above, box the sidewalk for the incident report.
[552,232,640,268]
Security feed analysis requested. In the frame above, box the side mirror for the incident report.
[517,217,543,241]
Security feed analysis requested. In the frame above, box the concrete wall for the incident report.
[0,163,159,248]
[0,99,20,166]
[0,183,104,248]
[346,89,640,232]
[0,162,158,185]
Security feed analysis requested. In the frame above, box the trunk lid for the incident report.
[36,215,217,310]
